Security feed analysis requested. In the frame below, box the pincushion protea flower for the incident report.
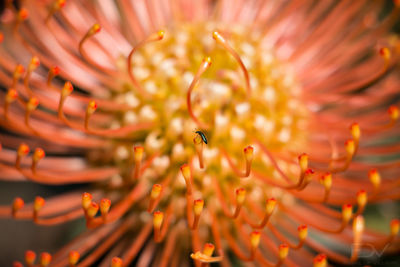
[1,0,400,266]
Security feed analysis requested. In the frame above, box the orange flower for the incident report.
[0,1,399,266]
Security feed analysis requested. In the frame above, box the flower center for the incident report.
[111,22,308,172]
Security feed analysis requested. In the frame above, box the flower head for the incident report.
[1,1,400,266]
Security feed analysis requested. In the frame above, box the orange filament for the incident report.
[246,197,276,229]
[356,190,367,216]
[25,97,39,126]
[319,173,332,202]
[212,31,251,97]
[24,56,40,95]
[39,252,52,267]
[249,231,261,260]
[16,143,30,169]
[148,184,162,213]
[313,254,327,267]
[15,8,29,30]
[58,81,74,118]
[297,168,314,190]
[100,198,111,220]
[379,47,391,69]
[33,196,45,220]
[180,164,193,195]
[25,250,36,266]
[278,243,289,264]
[68,251,80,266]
[132,146,144,180]
[153,210,164,242]
[186,57,212,129]
[111,257,123,267]
[87,202,99,218]
[85,100,98,130]
[12,64,25,88]
[192,199,204,229]
[233,188,246,218]
[368,168,381,195]
[127,30,165,98]
[350,215,364,262]
[12,197,24,217]
[4,88,18,120]
[45,0,66,23]
[243,146,254,177]
[47,66,60,86]
[81,192,93,210]
[193,135,204,169]
[388,105,399,124]
[31,148,45,174]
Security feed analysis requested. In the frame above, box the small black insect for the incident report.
[195,130,208,144]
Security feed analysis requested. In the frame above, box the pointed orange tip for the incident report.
[357,190,367,206]
[91,23,101,34]
[111,257,123,267]
[212,31,224,43]
[153,211,164,228]
[350,122,361,140]
[180,163,191,180]
[194,199,204,215]
[100,198,111,215]
[344,139,355,155]
[390,219,399,236]
[57,0,66,8]
[133,146,144,161]
[30,56,40,68]
[298,225,308,240]
[313,254,327,267]
[33,148,45,161]
[68,251,80,265]
[150,184,162,199]
[203,243,215,256]
[266,198,276,214]
[51,66,60,75]
[63,81,74,95]
[88,100,97,110]
[342,204,353,221]
[244,145,254,160]
[279,244,289,259]
[353,215,365,233]
[18,143,30,157]
[25,250,36,265]
[87,202,99,218]
[13,197,25,212]
[157,30,165,39]
[40,252,52,267]
[379,47,391,60]
[27,97,39,111]
[18,8,29,20]
[368,168,381,187]
[15,64,25,75]
[250,231,261,248]
[81,192,93,210]
[235,188,246,204]
[298,153,308,171]
[388,105,399,121]
[6,88,18,102]
[34,196,45,212]
[203,56,212,65]
[319,173,332,188]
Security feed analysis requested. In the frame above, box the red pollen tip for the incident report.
[25,250,36,265]
[40,252,51,267]
[111,257,123,267]
[18,8,29,20]
[34,148,45,160]
[13,197,25,211]
[34,196,45,212]
[313,254,327,265]
[7,88,18,101]
[18,143,30,156]
[100,198,111,215]
[52,66,60,75]
[0,32,4,43]
[68,251,80,265]
[388,105,399,120]
[305,168,314,175]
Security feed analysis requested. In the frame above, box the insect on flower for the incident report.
[0,1,400,267]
